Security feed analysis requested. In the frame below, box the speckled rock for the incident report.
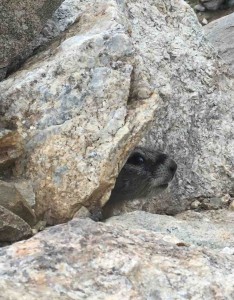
[0,206,32,243]
[0,0,159,224]
[138,0,234,214]
[204,12,234,75]
[0,129,23,175]
[0,180,36,226]
[0,216,233,299]
[100,0,234,217]
[0,0,63,80]
[1,0,234,225]
[106,210,234,250]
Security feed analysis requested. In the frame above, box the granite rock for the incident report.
[0,0,234,225]
[0,180,36,227]
[204,12,234,75]
[136,0,234,214]
[0,0,159,224]
[0,0,63,80]
[107,210,234,250]
[0,206,32,243]
[0,215,233,299]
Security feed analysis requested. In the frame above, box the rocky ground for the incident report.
[0,0,233,298]
[0,210,233,299]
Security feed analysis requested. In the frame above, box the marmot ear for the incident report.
[127,153,145,165]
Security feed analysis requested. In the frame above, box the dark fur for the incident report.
[102,146,177,219]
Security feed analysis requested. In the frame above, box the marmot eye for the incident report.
[127,153,145,165]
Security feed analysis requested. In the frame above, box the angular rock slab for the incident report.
[0,205,32,243]
[0,180,36,226]
[0,217,233,299]
[0,0,63,80]
[0,0,159,224]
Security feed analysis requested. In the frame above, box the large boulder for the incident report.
[0,0,63,80]
[93,0,234,217]
[0,212,233,299]
[0,0,158,224]
[138,0,234,214]
[0,0,233,227]
[204,12,234,74]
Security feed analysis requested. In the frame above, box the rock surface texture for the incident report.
[0,0,233,229]
[107,210,234,250]
[0,0,159,225]
[0,0,63,80]
[204,12,234,74]
[0,212,233,299]
[200,0,225,10]
[138,0,234,214]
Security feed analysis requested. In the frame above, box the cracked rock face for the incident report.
[0,213,233,299]
[0,0,159,224]
[135,0,234,214]
[0,0,233,228]
[0,0,63,80]
[0,206,32,243]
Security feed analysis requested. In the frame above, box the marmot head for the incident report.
[109,146,177,203]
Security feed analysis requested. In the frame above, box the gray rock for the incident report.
[107,209,234,250]
[0,205,32,243]
[0,0,234,224]
[201,17,209,25]
[205,12,234,75]
[0,180,36,226]
[194,4,206,12]
[201,196,224,210]
[0,215,233,299]
[0,0,63,81]
[200,0,225,10]
[0,0,158,224]
[101,0,234,217]
[139,0,234,213]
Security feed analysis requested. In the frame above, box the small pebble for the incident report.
[201,18,208,25]
[221,194,231,204]
[191,200,201,209]
[194,4,206,12]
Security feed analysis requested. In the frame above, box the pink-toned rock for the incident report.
[0,215,233,299]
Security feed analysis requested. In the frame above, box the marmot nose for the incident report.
[168,159,177,175]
